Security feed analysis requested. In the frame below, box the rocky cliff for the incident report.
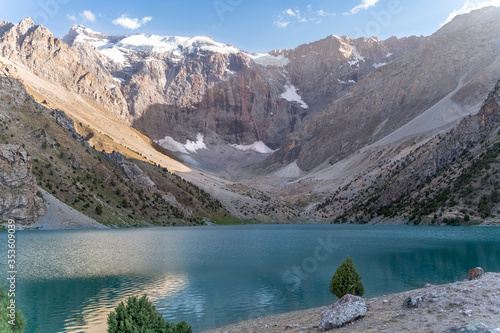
[0,18,130,121]
[0,144,46,224]
[264,6,500,172]
[317,79,500,223]
[64,25,425,153]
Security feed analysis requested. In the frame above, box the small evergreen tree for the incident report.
[329,256,365,299]
[0,280,26,333]
[107,295,191,333]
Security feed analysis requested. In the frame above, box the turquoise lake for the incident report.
[1,224,500,332]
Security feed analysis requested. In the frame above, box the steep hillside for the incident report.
[316,80,500,225]
[0,69,231,227]
[64,25,424,157]
[263,6,500,172]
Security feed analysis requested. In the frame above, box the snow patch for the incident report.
[385,53,393,57]
[113,77,124,83]
[100,48,127,64]
[156,133,207,154]
[280,85,308,108]
[231,141,276,154]
[373,63,387,68]
[249,53,289,67]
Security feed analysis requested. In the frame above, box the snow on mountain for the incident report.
[67,24,287,67]
[231,141,276,154]
[280,85,308,109]
[156,133,207,154]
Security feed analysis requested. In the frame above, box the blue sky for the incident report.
[2,0,499,52]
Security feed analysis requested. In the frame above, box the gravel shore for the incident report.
[204,273,500,333]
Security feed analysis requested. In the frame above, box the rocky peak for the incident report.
[15,17,35,36]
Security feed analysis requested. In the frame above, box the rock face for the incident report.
[0,18,130,122]
[264,6,500,171]
[319,294,367,330]
[0,144,46,224]
[64,25,425,152]
[469,268,484,281]
[102,151,156,189]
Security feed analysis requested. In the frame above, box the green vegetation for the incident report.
[1,95,233,227]
[329,256,364,299]
[0,280,25,333]
[107,295,191,333]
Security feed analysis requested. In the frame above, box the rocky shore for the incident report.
[204,272,500,333]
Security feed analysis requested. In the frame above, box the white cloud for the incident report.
[81,10,96,23]
[345,0,380,15]
[275,5,335,29]
[274,17,290,28]
[317,9,335,17]
[67,14,77,21]
[113,15,152,30]
[443,0,500,24]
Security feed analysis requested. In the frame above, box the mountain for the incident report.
[317,79,500,225]
[263,6,500,172]
[1,8,499,225]
[63,25,425,159]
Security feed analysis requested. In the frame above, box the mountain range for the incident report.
[0,6,499,226]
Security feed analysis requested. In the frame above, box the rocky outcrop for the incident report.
[102,151,156,189]
[319,294,367,330]
[0,18,130,122]
[264,6,500,171]
[0,144,46,224]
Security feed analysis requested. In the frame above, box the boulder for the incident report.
[319,294,367,330]
[403,295,426,308]
[442,321,493,333]
[468,267,484,281]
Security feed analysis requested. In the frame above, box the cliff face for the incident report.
[264,6,500,171]
[0,144,46,224]
[0,18,130,122]
[65,25,425,151]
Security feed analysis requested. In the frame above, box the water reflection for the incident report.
[1,225,499,332]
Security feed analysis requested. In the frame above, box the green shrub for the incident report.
[329,256,365,299]
[95,204,103,215]
[107,295,191,333]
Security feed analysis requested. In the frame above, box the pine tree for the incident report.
[329,256,365,299]
[0,280,26,333]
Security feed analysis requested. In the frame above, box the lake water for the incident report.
[1,224,499,332]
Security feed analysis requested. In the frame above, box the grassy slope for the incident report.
[0,94,234,227]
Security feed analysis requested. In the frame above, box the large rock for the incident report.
[102,151,156,189]
[319,294,367,330]
[442,321,494,333]
[468,267,484,281]
[0,144,46,224]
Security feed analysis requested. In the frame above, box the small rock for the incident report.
[383,300,389,303]
[425,283,434,288]
[468,267,484,280]
[319,294,367,330]
[442,321,493,333]
[402,295,425,308]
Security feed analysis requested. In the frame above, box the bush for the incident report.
[0,280,26,333]
[107,295,191,333]
[329,256,365,299]
[95,204,103,215]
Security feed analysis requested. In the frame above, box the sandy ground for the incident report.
[204,273,500,333]
[28,188,108,230]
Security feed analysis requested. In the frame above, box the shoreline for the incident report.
[203,273,500,333]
